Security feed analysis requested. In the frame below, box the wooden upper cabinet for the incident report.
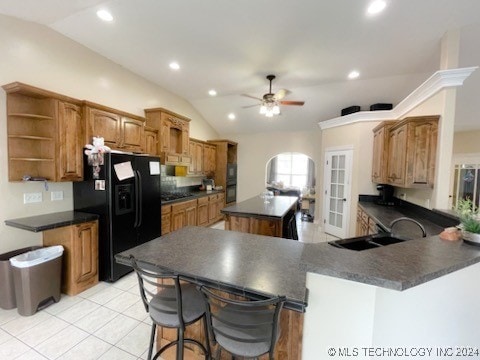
[144,108,192,165]
[57,101,83,181]
[188,138,205,175]
[85,106,121,148]
[3,82,84,182]
[204,143,217,176]
[144,127,158,156]
[371,121,395,184]
[84,103,145,152]
[120,117,144,152]
[386,116,438,188]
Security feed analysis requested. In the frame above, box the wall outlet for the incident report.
[51,191,64,201]
[24,193,42,204]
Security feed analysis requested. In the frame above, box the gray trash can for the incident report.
[0,246,41,310]
[10,245,64,316]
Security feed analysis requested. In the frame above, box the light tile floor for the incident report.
[0,215,336,359]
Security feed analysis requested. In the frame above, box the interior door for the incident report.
[323,150,353,238]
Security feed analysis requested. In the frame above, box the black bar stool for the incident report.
[130,255,210,360]
[199,286,285,359]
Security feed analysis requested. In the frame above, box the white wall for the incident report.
[0,15,218,253]
[224,130,322,203]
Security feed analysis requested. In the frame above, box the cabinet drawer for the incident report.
[172,199,197,212]
[161,205,172,214]
[166,154,180,163]
[209,194,219,201]
[198,196,209,205]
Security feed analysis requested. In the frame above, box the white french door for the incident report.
[323,149,353,238]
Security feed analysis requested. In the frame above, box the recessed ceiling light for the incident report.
[169,62,180,71]
[208,89,217,96]
[228,113,236,120]
[367,0,386,15]
[96,9,113,22]
[348,70,360,79]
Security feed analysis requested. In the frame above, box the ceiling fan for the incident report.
[242,75,305,117]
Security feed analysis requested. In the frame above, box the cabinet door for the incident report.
[73,222,98,283]
[182,127,189,155]
[387,125,407,186]
[58,101,83,181]
[121,117,144,152]
[406,121,437,187]
[195,142,204,174]
[86,107,121,149]
[372,126,385,183]
[197,200,209,226]
[204,144,217,175]
[188,141,196,174]
[144,129,158,156]
[171,209,185,231]
[185,205,197,226]
[160,120,170,152]
[161,205,171,235]
[208,196,217,223]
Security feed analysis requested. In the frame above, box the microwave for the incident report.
[226,163,237,185]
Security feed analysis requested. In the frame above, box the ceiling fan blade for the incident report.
[241,94,263,101]
[274,89,291,100]
[241,103,261,109]
[280,100,305,106]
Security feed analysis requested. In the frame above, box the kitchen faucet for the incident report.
[389,217,427,238]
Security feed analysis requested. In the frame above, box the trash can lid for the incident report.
[9,245,64,268]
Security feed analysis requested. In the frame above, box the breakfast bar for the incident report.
[116,226,480,359]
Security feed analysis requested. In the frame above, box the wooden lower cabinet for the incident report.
[42,221,99,296]
[162,193,225,234]
[356,206,378,237]
[156,289,303,360]
[161,205,172,235]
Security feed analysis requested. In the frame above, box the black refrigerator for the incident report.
[73,153,161,282]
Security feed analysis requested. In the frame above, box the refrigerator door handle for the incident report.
[135,170,143,228]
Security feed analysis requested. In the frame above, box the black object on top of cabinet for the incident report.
[73,153,161,282]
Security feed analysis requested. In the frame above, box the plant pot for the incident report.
[462,230,480,246]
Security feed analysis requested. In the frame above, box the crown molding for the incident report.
[318,66,478,130]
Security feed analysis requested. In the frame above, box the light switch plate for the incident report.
[51,191,64,201]
[24,193,42,204]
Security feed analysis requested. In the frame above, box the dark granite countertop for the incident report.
[161,189,224,205]
[116,225,480,304]
[358,201,448,238]
[5,211,99,232]
[116,226,308,312]
[221,196,298,219]
[301,235,480,290]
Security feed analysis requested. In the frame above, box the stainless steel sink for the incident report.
[328,233,408,251]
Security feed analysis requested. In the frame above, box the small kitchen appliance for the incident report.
[376,184,395,206]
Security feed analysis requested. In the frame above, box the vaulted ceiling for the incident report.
[1,0,479,134]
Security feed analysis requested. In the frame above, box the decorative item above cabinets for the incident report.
[144,107,192,166]
[372,116,439,188]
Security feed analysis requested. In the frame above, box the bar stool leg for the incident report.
[177,328,184,359]
[148,323,156,360]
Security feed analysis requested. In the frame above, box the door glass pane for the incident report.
[331,184,337,197]
[331,170,338,183]
[336,214,343,227]
[329,199,336,212]
[337,199,344,213]
[339,155,345,169]
[338,170,345,184]
[338,185,344,198]
[329,212,335,225]
[332,155,338,169]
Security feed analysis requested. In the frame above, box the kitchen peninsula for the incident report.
[221,195,298,238]
[117,226,480,360]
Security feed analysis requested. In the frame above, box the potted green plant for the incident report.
[456,198,480,245]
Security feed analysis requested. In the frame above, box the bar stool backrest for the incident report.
[200,286,286,359]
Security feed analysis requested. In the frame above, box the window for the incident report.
[453,163,480,209]
[267,153,314,188]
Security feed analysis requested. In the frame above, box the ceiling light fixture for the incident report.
[169,62,180,70]
[228,113,236,120]
[367,0,386,15]
[348,70,360,79]
[96,9,113,22]
[259,101,280,117]
[208,89,217,96]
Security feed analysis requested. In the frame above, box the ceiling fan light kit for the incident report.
[243,74,305,117]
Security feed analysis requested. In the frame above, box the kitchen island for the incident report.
[221,195,298,238]
[116,226,480,359]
